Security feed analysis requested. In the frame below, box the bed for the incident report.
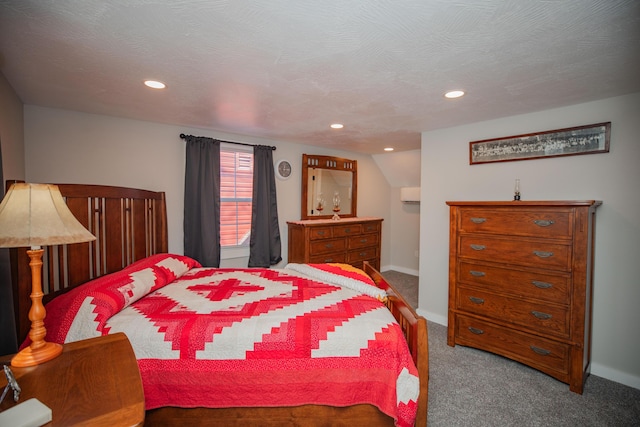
[8,183,428,426]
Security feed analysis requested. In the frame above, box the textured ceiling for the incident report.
[1,0,639,154]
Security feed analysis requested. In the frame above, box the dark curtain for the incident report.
[183,136,221,267]
[248,146,282,267]
[0,138,18,355]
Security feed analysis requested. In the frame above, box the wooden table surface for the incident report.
[1,333,145,426]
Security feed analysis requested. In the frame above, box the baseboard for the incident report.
[416,308,447,326]
[381,264,419,276]
[591,362,640,391]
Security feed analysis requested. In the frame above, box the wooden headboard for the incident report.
[7,182,168,343]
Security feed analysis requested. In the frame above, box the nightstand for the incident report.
[1,333,145,426]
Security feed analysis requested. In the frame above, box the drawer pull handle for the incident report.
[470,217,486,224]
[469,270,486,277]
[359,252,366,256]
[468,327,484,335]
[469,296,484,304]
[324,258,334,262]
[533,219,555,227]
[325,244,333,248]
[530,346,552,356]
[533,250,554,258]
[360,239,368,243]
[531,311,552,320]
[470,244,486,251]
[345,228,352,233]
[532,280,553,289]
[317,231,325,236]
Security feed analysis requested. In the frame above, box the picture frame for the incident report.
[469,122,611,165]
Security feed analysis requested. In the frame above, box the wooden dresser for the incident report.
[287,217,382,270]
[446,201,600,394]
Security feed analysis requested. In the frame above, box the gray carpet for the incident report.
[380,270,419,308]
[382,270,640,426]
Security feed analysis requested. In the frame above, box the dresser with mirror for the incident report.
[287,154,382,270]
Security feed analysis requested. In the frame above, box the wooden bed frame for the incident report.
[8,182,428,426]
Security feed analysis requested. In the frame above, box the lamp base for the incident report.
[11,342,63,368]
[10,248,63,368]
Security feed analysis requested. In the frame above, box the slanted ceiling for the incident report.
[1,0,639,154]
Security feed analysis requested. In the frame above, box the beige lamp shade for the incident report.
[0,183,96,248]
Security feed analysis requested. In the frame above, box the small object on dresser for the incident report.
[0,398,52,427]
[514,178,521,201]
[316,195,325,213]
[332,191,341,220]
[1,365,21,404]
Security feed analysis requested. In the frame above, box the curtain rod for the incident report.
[179,133,276,151]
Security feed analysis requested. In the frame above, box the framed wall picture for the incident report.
[469,122,611,165]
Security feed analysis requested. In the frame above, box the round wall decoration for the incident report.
[275,159,292,180]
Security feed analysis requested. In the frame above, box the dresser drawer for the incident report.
[309,227,334,240]
[455,314,569,375]
[362,221,381,234]
[333,224,363,237]
[309,238,347,255]
[456,287,569,338]
[459,235,572,271]
[309,253,347,264]
[348,247,378,263]
[458,261,570,303]
[459,208,572,239]
[348,233,379,249]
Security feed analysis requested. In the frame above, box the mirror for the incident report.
[301,154,357,220]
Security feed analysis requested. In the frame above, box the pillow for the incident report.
[122,253,201,293]
[38,254,200,345]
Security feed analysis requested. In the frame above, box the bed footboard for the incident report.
[363,261,429,427]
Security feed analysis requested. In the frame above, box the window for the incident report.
[220,145,253,248]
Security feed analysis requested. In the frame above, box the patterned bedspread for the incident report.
[38,254,419,426]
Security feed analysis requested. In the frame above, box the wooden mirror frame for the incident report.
[301,154,357,220]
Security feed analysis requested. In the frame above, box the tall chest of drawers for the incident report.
[446,201,601,394]
[287,217,382,270]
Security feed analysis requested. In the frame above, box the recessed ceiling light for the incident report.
[330,123,344,129]
[444,90,465,99]
[144,80,166,89]
[384,147,394,152]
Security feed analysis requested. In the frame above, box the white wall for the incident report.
[23,105,392,267]
[419,92,640,389]
[0,72,24,181]
[373,149,421,273]
[386,188,420,274]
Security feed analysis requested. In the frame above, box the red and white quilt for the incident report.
[37,254,419,426]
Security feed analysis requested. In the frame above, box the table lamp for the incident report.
[0,183,96,367]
